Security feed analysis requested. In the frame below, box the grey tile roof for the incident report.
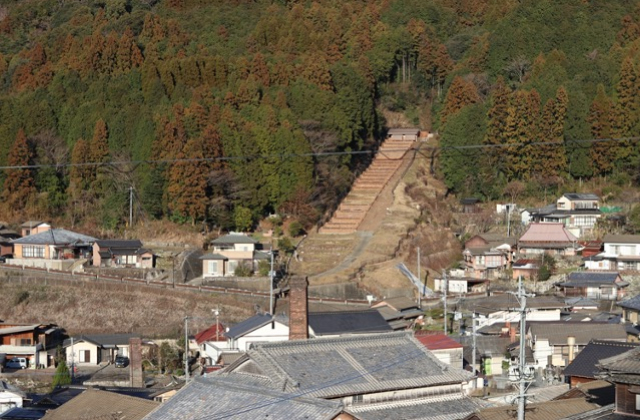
[12,229,97,245]
[560,404,637,420]
[455,336,511,361]
[529,322,626,346]
[469,398,599,420]
[563,193,600,201]
[63,334,139,348]
[564,272,622,285]
[231,331,472,399]
[95,240,143,249]
[0,407,46,419]
[142,376,345,420]
[225,313,279,339]
[618,293,640,311]
[309,310,392,336]
[598,346,640,380]
[42,388,158,420]
[349,394,485,420]
[459,295,567,315]
[211,234,258,245]
[199,252,228,260]
[563,340,640,379]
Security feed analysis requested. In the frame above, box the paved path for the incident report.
[310,231,373,279]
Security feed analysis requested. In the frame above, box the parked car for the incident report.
[114,356,129,368]
[6,358,27,369]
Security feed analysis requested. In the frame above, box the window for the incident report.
[208,261,219,274]
[636,394,640,411]
[20,338,32,346]
[23,246,44,258]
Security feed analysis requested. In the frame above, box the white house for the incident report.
[200,234,270,278]
[528,193,602,238]
[223,313,290,352]
[64,334,137,366]
[585,234,640,271]
[460,295,566,330]
[0,381,24,414]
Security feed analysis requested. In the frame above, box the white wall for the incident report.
[234,322,290,351]
[476,309,561,329]
[66,341,99,365]
[0,392,23,414]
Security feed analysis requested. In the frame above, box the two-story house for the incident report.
[462,234,515,279]
[20,221,51,237]
[0,323,66,368]
[585,234,640,272]
[518,223,579,256]
[200,234,270,278]
[529,193,602,238]
[555,272,629,301]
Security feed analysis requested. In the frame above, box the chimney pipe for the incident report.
[129,337,143,388]
[567,336,576,364]
[288,276,309,340]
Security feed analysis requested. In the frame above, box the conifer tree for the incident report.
[167,139,208,224]
[484,76,510,174]
[2,129,35,210]
[441,76,479,125]
[588,84,615,175]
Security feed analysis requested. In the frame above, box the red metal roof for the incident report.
[194,322,226,344]
[414,332,463,350]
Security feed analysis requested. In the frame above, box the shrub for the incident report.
[278,237,295,255]
[258,259,271,277]
[51,359,72,390]
[288,221,305,237]
[234,262,253,277]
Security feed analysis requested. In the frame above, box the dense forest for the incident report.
[0,0,638,233]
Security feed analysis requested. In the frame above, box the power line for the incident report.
[0,136,637,171]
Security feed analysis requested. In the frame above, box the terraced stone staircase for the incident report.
[319,139,415,234]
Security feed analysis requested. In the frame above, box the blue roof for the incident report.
[308,310,392,336]
[619,294,640,311]
[225,313,281,339]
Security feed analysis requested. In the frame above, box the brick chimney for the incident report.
[129,337,144,388]
[289,276,308,340]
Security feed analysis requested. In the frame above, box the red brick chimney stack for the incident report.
[289,276,309,340]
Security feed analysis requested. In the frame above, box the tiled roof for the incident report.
[459,295,567,315]
[466,398,598,420]
[225,313,285,339]
[20,221,46,228]
[560,404,637,420]
[563,340,640,379]
[12,228,97,245]
[598,346,640,378]
[603,234,640,244]
[350,394,485,420]
[0,407,46,419]
[529,323,626,346]
[374,297,420,312]
[142,376,345,420]
[617,293,640,311]
[308,310,392,336]
[232,331,472,399]
[95,240,143,249]
[455,336,513,362]
[563,272,622,285]
[211,234,258,245]
[519,223,578,244]
[63,333,139,348]
[414,332,463,350]
[194,322,225,344]
[42,388,158,420]
[199,252,228,260]
[563,193,600,201]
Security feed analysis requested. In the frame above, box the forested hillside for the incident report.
[0,0,638,233]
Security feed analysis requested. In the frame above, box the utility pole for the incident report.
[507,205,511,237]
[443,271,448,335]
[417,247,421,307]
[70,337,75,381]
[269,248,275,315]
[214,306,220,342]
[472,312,477,388]
[510,276,534,420]
[184,316,189,382]
[129,186,133,228]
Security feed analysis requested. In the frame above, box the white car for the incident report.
[6,358,27,369]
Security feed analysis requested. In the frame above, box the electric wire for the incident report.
[1,136,637,170]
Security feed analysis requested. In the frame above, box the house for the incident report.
[458,295,567,329]
[455,335,512,376]
[433,276,490,294]
[371,297,424,330]
[194,322,227,365]
[225,313,289,352]
[9,229,97,270]
[307,310,392,338]
[20,221,51,237]
[563,340,640,387]
[580,241,603,258]
[618,294,640,342]
[460,197,481,214]
[462,248,509,279]
[386,127,420,141]
[518,223,579,256]
[41,388,158,420]
[414,332,464,369]
[527,322,627,369]
[512,259,540,280]
[585,234,640,271]
[594,345,640,418]
[200,233,270,278]
[0,382,25,415]
[555,272,628,300]
[92,240,154,268]
[142,375,356,420]
[222,332,480,419]
[528,193,602,237]
[0,226,20,258]
[64,334,139,365]
[463,399,599,420]
[0,323,65,368]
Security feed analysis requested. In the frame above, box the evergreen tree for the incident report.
[167,139,209,224]
[484,76,510,175]
[51,359,72,390]
[2,129,35,211]
[588,84,615,175]
[441,76,479,125]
